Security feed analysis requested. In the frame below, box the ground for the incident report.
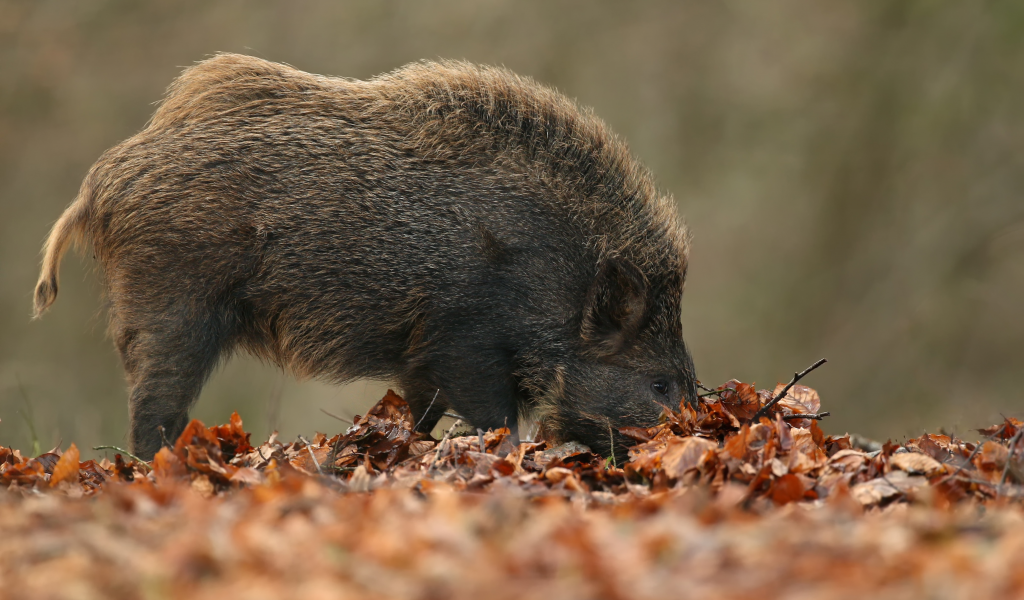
[1,382,1022,599]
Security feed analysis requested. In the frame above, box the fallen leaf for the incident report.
[851,477,902,507]
[49,443,80,487]
[890,452,946,477]
[661,437,717,479]
[770,473,805,505]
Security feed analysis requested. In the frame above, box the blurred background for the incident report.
[1,1,1022,457]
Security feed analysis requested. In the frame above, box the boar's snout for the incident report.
[534,254,698,462]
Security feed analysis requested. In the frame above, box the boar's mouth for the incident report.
[542,403,665,461]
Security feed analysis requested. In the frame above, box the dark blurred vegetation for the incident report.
[2,1,1022,456]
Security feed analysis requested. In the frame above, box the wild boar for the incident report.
[34,54,697,460]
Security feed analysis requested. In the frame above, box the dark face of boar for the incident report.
[32,54,698,460]
[539,258,698,461]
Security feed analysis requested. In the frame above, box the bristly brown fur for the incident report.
[34,54,697,460]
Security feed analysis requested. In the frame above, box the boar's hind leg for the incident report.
[115,306,232,460]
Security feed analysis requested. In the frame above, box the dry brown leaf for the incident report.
[829,449,869,473]
[661,437,717,479]
[49,443,80,487]
[890,452,946,477]
[718,380,760,421]
[774,384,821,415]
[851,477,902,506]
[976,441,1009,479]
[769,473,805,505]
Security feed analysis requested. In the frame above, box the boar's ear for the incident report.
[581,257,648,357]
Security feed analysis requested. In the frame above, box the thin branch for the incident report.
[430,419,462,470]
[937,438,987,487]
[297,436,323,476]
[607,420,617,469]
[93,445,148,465]
[157,426,172,449]
[414,389,441,431]
[752,358,828,421]
[937,421,1007,487]
[395,446,436,464]
[94,446,151,473]
[395,449,436,467]
[951,475,1002,489]
[696,382,717,394]
[319,408,353,425]
[999,427,1023,490]
[444,412,463,420]
[326,434,343,473]
[781,412,831,421]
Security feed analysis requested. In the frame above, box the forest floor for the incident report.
[1,372,1022,599]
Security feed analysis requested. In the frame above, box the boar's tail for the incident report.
[33,175,95,318]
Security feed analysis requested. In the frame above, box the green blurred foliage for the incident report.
[1,1,1021,457]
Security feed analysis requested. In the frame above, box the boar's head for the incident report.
[538,256,697,462]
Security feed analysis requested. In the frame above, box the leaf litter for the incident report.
[1,382,1023,599]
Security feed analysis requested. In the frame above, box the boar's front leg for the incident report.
[400,370,450,435]
[430,347,522,448]
[115,303,231,460]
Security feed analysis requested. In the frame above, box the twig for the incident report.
[752,358,828,421]
[937,438,987,487]
[414,389,441,431]
[607,420,617,469]
[93,445,148,465]
[157,426,172,449]
[697,382,728,398]
[297,435,324,476]
[696,382,717,394]
[781,412,831,421]
[430,419,462,470]
[999,427,1023,490]
[321,407,355,469]
[951,474,1002,489]
[395,449,436,467]
[444,412,463,420]
[319,408,353,425]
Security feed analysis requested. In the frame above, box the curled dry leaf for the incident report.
[48,443,80,487]
[890,452,946,477]
[773,384,821,415]
[718,380,760,421]
[660,437,718,479]
[851,477,902,506]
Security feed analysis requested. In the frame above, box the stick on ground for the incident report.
[781,412,831,421]
[999,427,1023,491]
[430,419,462,470]
[93,446,149,468]
[414,389,441,431]
[938,436,990,487]
[752,358,828,421]
[297,436,324,476]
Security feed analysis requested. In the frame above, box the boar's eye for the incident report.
[651,380,669,396]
